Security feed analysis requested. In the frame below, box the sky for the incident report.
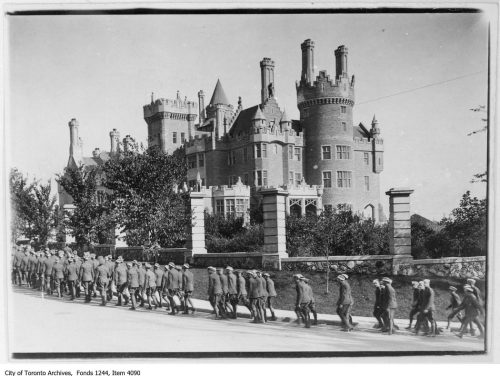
[6,11,489,221]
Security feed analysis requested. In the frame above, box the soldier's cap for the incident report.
[175,265,182,270]
[154,263,160,267]
[133,260,140,265]
[50,249,56,254]
[247,271,256,277]
[341,274,349,279]
[337,275,346,281]
[183,263,190,269]
[423,279,430,284]
[263,272,270,277]
[372,279,379,284]
[464,286,473,292]
[145,263,152,269]
[225,266,234,271]
[207,266,216,271]
[449,286,457,292]
[293,274,304,279]
[463,284,471,289]
[168,262,175,267]
[299,276,309,281]
[126,262,132,267]
[382,277,392,283]
[466,278,475,284]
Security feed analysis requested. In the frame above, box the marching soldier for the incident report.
[114,256,129,306]
[446,286,463,329]
[406,281,420,330]
[79,253,94,302]
[236,270,253,318]
[467,278,483,306]
[420,279,437,336]
[217,267,230,317]
[207,266,222,319]
[294,275,312,328]
[36,250,46,290]
[372,279,384,329]
[94,256,110,306]
[74,253,82,298]
[302,276,318,326]
[51,256,65,298]
[165,262,180,314]
[135,260,146,307]
[27,250,37,288]
[65,256,78,300]
[105,255,115,301]
[381,277,398,335]
[90,253,99,297]
[43,249,55,295]
[336,274,353,331]
[127,261,139,310]
[263,273,277,321]
[20,249,29,286]
[226,266,238,318]
[256,271,268,322]
[454,285,485,339]
[144,263,159,309]
[153,263,165,308]
[248,270,264,323]
[182,264,195,314]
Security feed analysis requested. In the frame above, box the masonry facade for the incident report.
[142,39,385,221]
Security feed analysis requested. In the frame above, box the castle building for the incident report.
[143,39,385,221]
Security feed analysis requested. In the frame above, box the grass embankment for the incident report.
[190,269,485,322]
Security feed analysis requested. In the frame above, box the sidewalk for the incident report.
[190,298,463,337]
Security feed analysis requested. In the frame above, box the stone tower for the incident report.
[296,40,384,219]
[143,91,197,154]
[68,118,83,166]
[260,58,275,104]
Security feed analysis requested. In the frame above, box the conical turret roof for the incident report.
[280,109,290,123]
[252,106,266,121]
[372,114,378,125]
[209,79,230,106]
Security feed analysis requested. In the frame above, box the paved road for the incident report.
[9,288,484,355]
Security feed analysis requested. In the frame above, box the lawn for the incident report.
[190,268,485,322]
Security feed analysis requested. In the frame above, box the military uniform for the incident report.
[218,269,229,316]
[182,265,195,314]
[295,278,312,328]
[79,258,95,302]
[336,276,353,331]
[145,264,159,309]
[114,260,129,306]
[95,260,110,306]
[207,267,222,319]
[381,278,398,335]
[454,288,485,338]
[43,253,55,294]
[51,259,65,298]
[137,262,146,307]
[153,264,165,308]
[447,286,463,329]
[166,264,180,314]
[263,273,277,321]
[127,263,140,309]
[65,259,78,299]
[249,272,265,323]
[226,267,238,318]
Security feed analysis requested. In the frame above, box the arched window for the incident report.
[289,198,302,217]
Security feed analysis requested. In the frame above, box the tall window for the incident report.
[198,153,205,167]
[188,155,196,169]
[262,143,268,158]
[336,145,351,159]
[216,200,224,215]
[262,170,268,186]
[294,147,301,161]
[236,199,247,217]
[274,144,278,154]
[340,106,346,114]
[244,173,249,185]
[289,171,294,186]
[322,145,331,160]
[227,151,236,165]
[364,176,370,191]
[337,171,352,188]
[289,145,294,159]
[255,170,268,186]
[255,144,262,158]
[364,152,369,165]
[295,172,302,186]
[243,147,248,162]
[226,199,235,216]
[172,132,177,144]
[342,122,347,131]
[181,132,185,143]
[322,171,332,188]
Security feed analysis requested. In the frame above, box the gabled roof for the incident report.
[354,125,370,139]
[209,79,230,106]
[228,105,259,136]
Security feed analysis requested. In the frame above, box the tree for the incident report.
[102,146,190,248]
[440,191,487,257]
[10,168,58,246]
[56,164,114,246]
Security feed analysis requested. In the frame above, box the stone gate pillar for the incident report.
[386,188,414,273]
[261,188,289,270]
[186,190,207,255]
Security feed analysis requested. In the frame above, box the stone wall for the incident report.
[394,256,486,279]
[192,252,264,270]
[280,255,486,279]
[281,255,393,274]
[115,247,191,265]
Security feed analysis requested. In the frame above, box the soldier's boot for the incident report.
[304,316,311,328]
[116,295,122,306]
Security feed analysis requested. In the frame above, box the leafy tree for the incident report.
[440,191,487,257]
[102,146,190,248]
[10,168,58,246]
[56,164,113,246]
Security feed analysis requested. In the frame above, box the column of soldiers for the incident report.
[12,244,485,339]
